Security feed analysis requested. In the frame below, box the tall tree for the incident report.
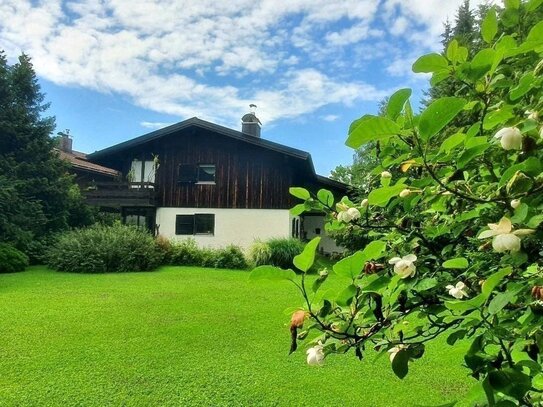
[0,52,83,252]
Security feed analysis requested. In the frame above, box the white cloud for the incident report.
[322,114,339,122]
[0,0,495,127]
[140,121,174,129]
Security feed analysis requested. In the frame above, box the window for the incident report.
[177,164,215,184]
[197,164,215,184]
[130,160,156,187]
[175,214,215,235]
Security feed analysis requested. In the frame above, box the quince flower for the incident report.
[388,344,407,362]
[478,217,534,253]
[381,171,392,179]
[338,207,361,223]
[446,282,468,299]
[510,199,521,209]
[306,342,324,366]
[494,127,522,150]
[388,254,417,279]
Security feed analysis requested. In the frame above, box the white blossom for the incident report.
[494,127,522,150]
[510,199,521,209]
[446,282,468,299]
[399,189,411,198]
[478,217,534,253]
[306,342,324,366]
[381,171,392,179]
[388,254,417,279]
[361,198,369,208]
[346,207,361,220]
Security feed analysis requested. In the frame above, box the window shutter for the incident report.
[178,164,197,183]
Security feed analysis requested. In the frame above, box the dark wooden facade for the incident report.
[90,123,348,209]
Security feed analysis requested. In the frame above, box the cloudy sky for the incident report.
[1,0,490,175]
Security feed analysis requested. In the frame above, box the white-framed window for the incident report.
[178,164,216,184]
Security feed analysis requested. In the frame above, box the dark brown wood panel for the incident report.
[95,127,306,209]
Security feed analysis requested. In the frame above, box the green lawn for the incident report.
[0,266,472,406]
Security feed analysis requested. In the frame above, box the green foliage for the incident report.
[169,238,248,269]
[47,224,164,273]
[0,243,28,273]
[248,240,272,266]
[0,51,89,254]
[267,238,305,269]
[256,3,543,405]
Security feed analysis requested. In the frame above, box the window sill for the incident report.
[195,181,216,185]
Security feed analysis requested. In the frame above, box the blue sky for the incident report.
[1,0,489,175]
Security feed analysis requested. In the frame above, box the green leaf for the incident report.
[412,53,448,73]
[250,265,296,282]
[488,290,516,315]
[415,277,438,291]
[483,105,514,130]
[457,144,490,169]
[289,187,310,200]
[510,72,535,101]
[447,329,467,345]
[333,251,366,280]
[481,8,498,43]
[418,97,466,141]
[445,294,485,312]
[442,257,469,269]
[293,237,320,273]
[446,39,459,62]
[438,132,466,154]
[526,0,543,11]
[469,48,496,79]
[336,284,357,306]
[386,88,412,120]
[290,204,306,216]
[361,240,387,261]
[346,116,401,149]
[488,369,531,399]
[391,349,410,379]
[504,0,520,9]
[527,215,543,228]
[482,267,512,298]
[368,184,405,207]
[317,189,334,207]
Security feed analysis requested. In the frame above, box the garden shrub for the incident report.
[169,239,248,269]
[214,245,248,269]
[248,240,272,266]
[0,243,29,273]
[47,224,163,273]
[267,238,304,269]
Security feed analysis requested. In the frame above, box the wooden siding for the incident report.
[94,127,321,209]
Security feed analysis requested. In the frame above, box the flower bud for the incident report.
[399,189,411,198]
[494,127,522,150]
[361,198,369,208]
[380,171,392,179]
[532,286,543,301]
[526,110,539,121]
[336,202,349,212]
[510,199,521,209]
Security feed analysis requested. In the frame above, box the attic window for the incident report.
[197,164,215,184]
[178,164,215,184]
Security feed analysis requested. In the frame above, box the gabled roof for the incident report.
[87,117,348,191]
[57,149,119,177]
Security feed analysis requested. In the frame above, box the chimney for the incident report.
[57,130,73,153]
[241,104,261,138]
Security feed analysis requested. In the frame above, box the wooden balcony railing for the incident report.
[83,182,156,207]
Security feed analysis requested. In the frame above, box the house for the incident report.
[55,131,120,186]
[75,110,349,253]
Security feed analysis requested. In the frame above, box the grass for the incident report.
[0,266,472,406]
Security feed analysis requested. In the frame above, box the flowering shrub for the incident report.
[251,3,543,405]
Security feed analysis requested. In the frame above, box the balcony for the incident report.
[84,182,156,207]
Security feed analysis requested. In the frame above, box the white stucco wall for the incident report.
[156,208,291,250]
[303,215,344,254]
